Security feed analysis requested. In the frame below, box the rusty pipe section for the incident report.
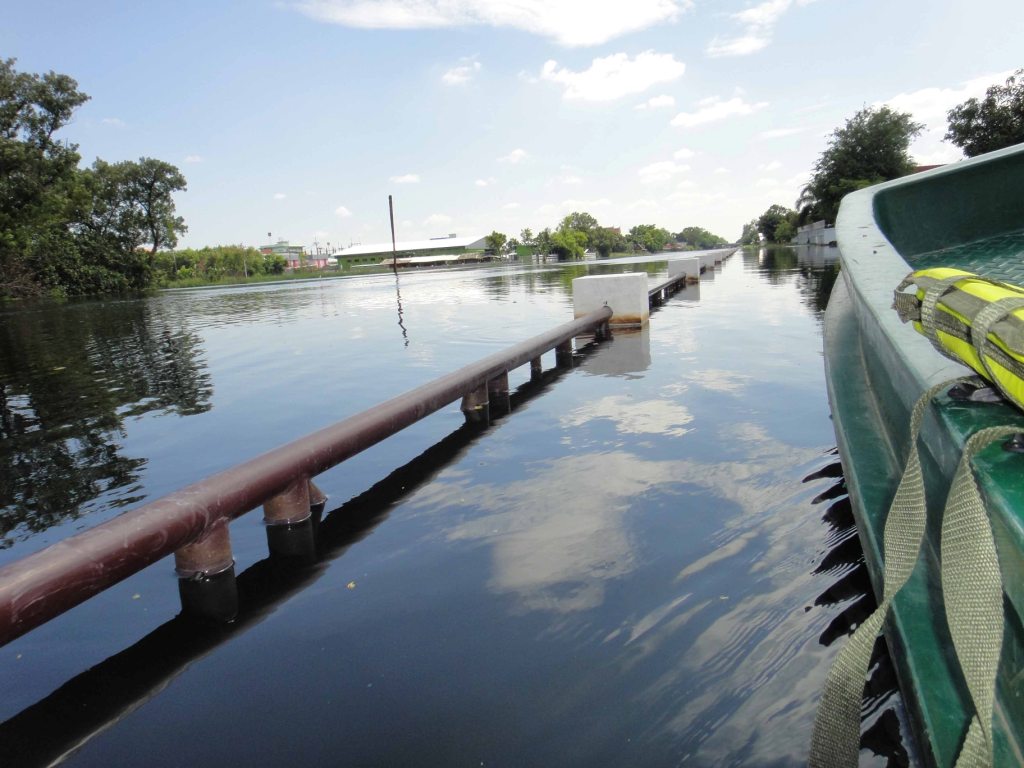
[0,306,612,647]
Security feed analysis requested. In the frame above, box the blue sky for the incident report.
[3,1,1020,248]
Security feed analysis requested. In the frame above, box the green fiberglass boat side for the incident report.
[824,142,1024,767]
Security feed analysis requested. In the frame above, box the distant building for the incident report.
[792,220,837,247]
[259,240,305,269]
[336,234,490,269]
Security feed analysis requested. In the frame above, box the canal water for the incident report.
[0,248,909,766]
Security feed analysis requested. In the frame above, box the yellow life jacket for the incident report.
[893,267,1024,411]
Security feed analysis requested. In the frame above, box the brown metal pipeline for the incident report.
[0,305,612,647]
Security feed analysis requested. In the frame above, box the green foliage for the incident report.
[534,227,554,256]
[773,219,796,243]
[549,229,587,260]
[804,105,923,223]
[627,224,672,253]
[0,59,187,297]
[0,58,89,296]
[677,226,728,249]
[590,227,627,258]
[757,205,798,243]
[740,220,760,245]
[484,230,508,255]
[945,69,1024,157]
[154,245,268,284]
[558,211,598,247]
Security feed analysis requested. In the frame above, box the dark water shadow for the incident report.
[804,462,912,767]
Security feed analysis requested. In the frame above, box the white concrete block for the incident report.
[668,257,700,282]
[572,273,649,327]
[699,253,717,271]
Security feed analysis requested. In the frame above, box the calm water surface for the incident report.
[0,248,908,766]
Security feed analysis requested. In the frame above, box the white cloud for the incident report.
[666,188,727,205]
[706,0,815,57]
[635,93,676,110]
[101,117,126,128]
[424,213,453,226]
[673,147,696,160]
[627,199,658,210]
[882,70,1015,166]
[758,160,782,171]
[561,197,612,208]
[184,154,204,163]
[502,202,521,210]
[732,0,791,27]
[274,192,287,200]
[557,172,583,185]
[713,167,731,174]
[757,126,805,140]
[706,33,770,57]
[541,51,686,102]
[638,160,690,184]
[335,205,352,217]
[883,70,1014,124]
[475,177,496,187]
[671,96,767,128]
[537,197,613,216]
[498,148,528,164]
[442,58,481,85]
[294,0,691,47]
[390,173,421,183]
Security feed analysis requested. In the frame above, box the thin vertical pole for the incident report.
[389,194,397,272]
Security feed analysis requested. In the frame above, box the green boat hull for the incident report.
[824,143,1024,766]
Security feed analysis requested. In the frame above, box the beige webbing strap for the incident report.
[942,425,1018,767]
[920,275,971,357]
[809,379,956,767]
[970,297,1024,388]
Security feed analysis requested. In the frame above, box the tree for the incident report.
[804,106,923,223]
[534,227,553,256]
[677,226,728,249]
[794,185,818,226]
[946,69,1024,157]
[740,220,760,245]
[590,227,627,258]
[757,204,798,243]
[627,224,672,253]
[0,58,89,294]
[549,229,587,260]
[558,211,598,247]
[485,230,507,256]
[74,157,186,287]
[0,59,187,296]
[127,158,187,258]
[153,245,268,284]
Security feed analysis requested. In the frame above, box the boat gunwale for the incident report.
[827,143,1024,767]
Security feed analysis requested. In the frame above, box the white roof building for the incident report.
[338,235,488,259]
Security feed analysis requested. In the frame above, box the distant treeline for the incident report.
[510,213,729,261]
[153,246,288,285]
[1,59,187,299]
